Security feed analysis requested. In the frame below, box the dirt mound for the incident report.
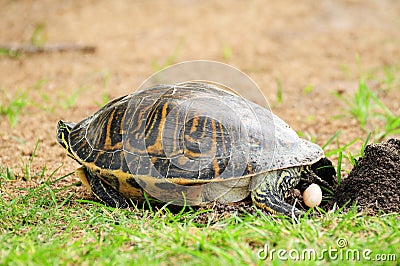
[334,138,400,214]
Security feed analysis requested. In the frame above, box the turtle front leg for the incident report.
[76,167,129,208]
[250,168,302,217]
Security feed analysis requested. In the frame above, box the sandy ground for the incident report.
[0,0,399,203]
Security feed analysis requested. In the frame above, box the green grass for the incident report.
[0,166,15,182]
[0,175,398,265]
[275,77,283,103]
[303,84,314,95]
[0,78,111,127]
[335,57,400,141]
[334,79,374,129]
[368,92,400,140]
[94,93,112,107]
[324,132,372,186]
[19,140,46,181]
[151,37,186,72]
[1,136,399,265]
[58,86,90,109]
[0,48,20,58]
[0,81,76,126]
[381,65,398,90]
[222,43,233,60]
[365,64,399,91]
[0,90,28,127]
[30,24,47,47]
[335,78,399,141]
[0,24,47,59]
[323,131,371,165]
[31,81,93,112]
[93,70,112,107]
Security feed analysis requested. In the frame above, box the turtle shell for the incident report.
[68,82,323,203]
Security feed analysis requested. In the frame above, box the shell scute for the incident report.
[69,82,324,183]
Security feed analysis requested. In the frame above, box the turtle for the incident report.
[57,81,331,216]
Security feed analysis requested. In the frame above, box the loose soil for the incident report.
[334,138,400,214]
[0,1,399,218]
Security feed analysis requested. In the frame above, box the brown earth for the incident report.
[335,138,400,214]
[0,1,399,216]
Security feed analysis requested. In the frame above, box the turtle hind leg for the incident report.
[251,185,301,217]
[250,168,302,217]
[76,167,129,208]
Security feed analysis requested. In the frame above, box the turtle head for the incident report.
[57,120,76,159]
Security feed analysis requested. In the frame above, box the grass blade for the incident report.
[322,130,341,150]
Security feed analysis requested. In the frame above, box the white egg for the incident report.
[303,183,322,208]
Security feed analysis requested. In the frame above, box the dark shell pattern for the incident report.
[69,82,323,181]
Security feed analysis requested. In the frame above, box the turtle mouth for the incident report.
[56,120,76,159]
[56,123,64,146]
